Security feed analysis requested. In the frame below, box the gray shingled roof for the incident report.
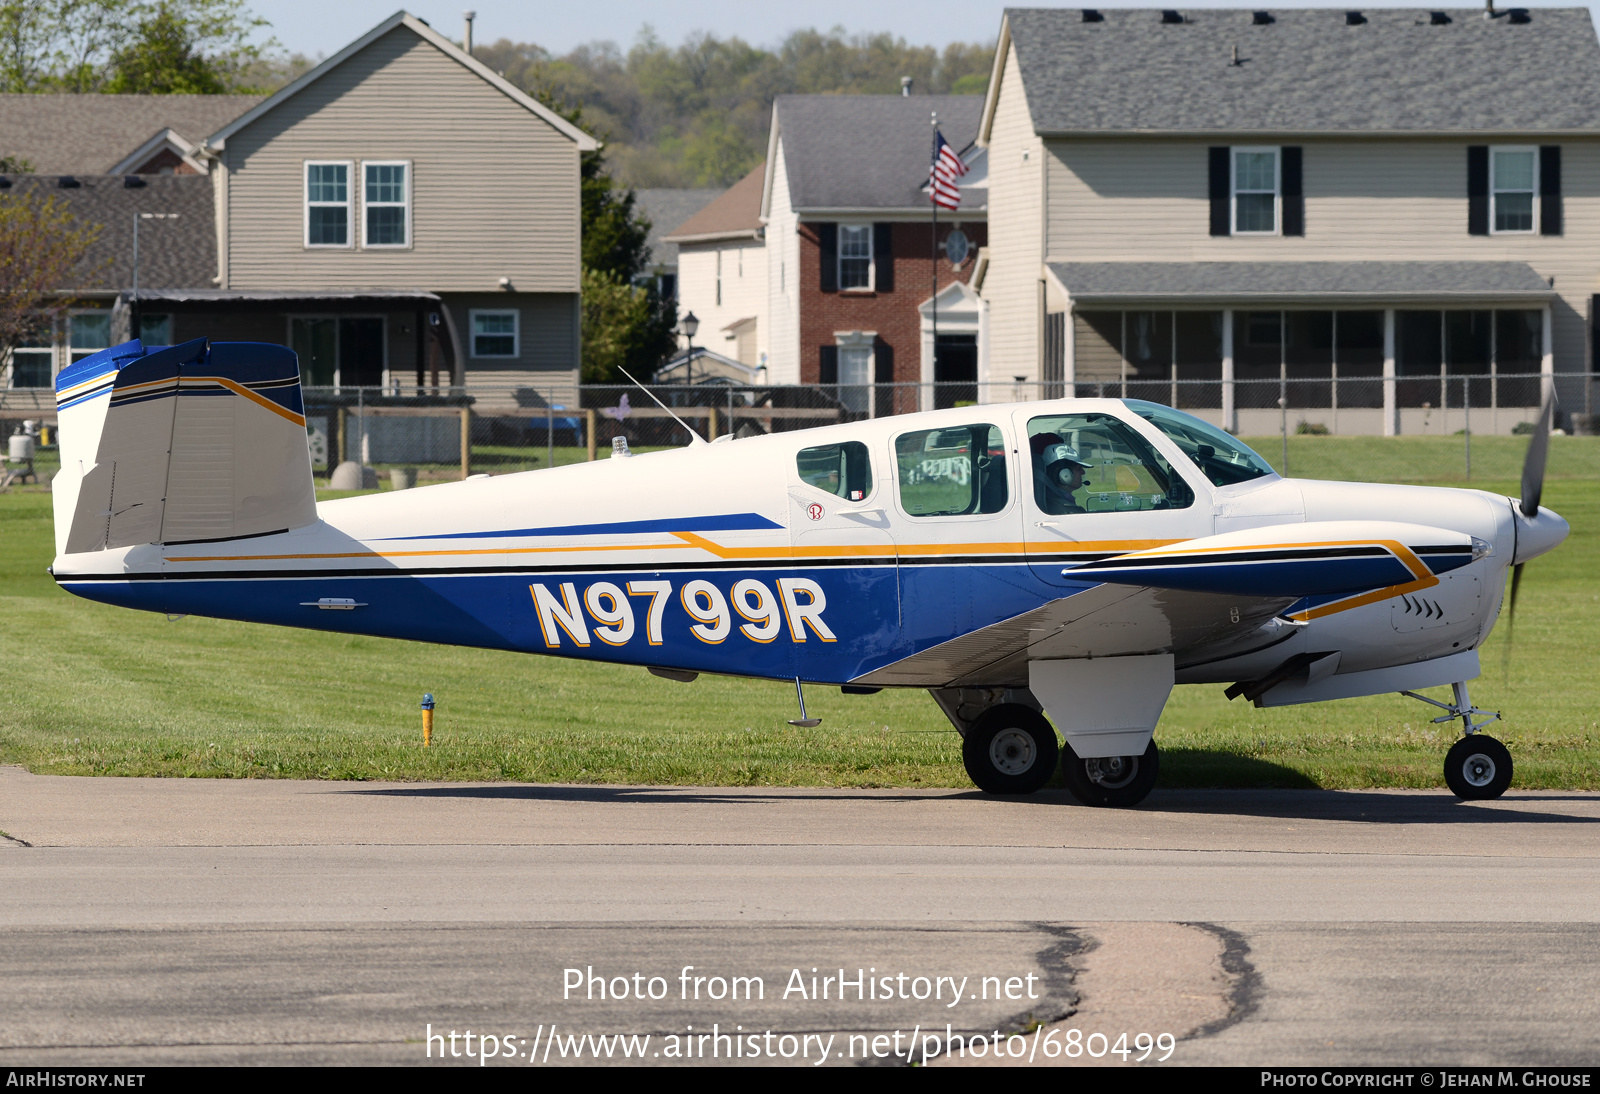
[4,175,216,292]
[1006,8,1600,134]
[0,93,261,174]
[635,188,724,270]
[1050,261,1558,303]
[775,95,985,210]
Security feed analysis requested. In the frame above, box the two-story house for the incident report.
[663,163,768,371]
[760,94,989,414]
[979,7,1600,433]
[1,11,594,415]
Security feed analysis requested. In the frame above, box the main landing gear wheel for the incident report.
[962,705,1060,795]
[1061,739,1160,808]
[1444,735,1513,800]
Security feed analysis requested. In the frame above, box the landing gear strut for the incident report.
[1403,682,1512,801]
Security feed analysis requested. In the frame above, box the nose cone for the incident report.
[1513,505,1570,565]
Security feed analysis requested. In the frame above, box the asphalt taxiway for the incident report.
[3,766,1598,1066]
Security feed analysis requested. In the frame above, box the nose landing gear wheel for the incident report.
[1061,739,1160,808]
[1444,734,1513,800]
[962,705,1060,795]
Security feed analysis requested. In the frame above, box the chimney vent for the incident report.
[1429,10,1451,24]
[900,76,912,96]
[1081,8,1104,21]
[1160,10,1184,24]
[1252,11,1273,24]
[463,10,476,53]
[1345,10,1366,24]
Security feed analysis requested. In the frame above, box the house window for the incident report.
[837,342,872,414]
[1492,148,1536,233]
[138,313,172,345]
[9,334,53,388]
[471,309,518,358]
[69,311,111,364]
[1232,147,1279,234]
[363,162,409,247]
[839,224,872,290]
[306,161,352,247]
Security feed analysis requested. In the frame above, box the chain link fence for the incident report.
[3,372,1595,491]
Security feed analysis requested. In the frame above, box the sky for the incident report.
[253,0,1600,58]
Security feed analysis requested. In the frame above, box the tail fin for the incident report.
[54,337,317,556]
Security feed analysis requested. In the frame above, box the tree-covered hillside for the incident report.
[474,28,994,188]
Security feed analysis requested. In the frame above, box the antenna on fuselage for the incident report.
[616,366,708,446]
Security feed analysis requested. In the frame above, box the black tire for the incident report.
[1444,734,1513,800]
[1061,738,1160,808]
[962,705,1061,795]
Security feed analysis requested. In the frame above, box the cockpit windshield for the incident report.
[1126,401,1277,487]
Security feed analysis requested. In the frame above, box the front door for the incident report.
[1013,406,1212,587]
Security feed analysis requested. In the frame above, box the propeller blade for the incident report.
[1501,561,1525,681]
[1519,393,1556,518]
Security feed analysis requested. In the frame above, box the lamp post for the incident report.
[679,310,699,385]
[132,212,179,343]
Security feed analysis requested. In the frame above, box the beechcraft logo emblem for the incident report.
[806,503,824,521]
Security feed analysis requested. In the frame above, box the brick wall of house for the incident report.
[798,219,987,386]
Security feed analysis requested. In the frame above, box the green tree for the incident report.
[0,188,103,361]
[106,1,227,92]
[0,0,271,93]
[521,89,675,382]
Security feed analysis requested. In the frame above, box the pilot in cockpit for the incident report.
[1029,431,1090,515]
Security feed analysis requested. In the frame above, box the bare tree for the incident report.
[0,189,103,363]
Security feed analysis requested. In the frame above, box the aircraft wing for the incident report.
[854,519,1481,689]
[854,583,1298,688]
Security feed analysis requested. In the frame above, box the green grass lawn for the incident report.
[1,452,1596,789]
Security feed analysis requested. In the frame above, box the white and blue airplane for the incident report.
[48,337,1569,806]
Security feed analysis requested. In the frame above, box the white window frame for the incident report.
[838,223,874,291]
[304,160,354,249]
[1490,145,1538,236]
[361,160,412,249]
[1231,146,1281,236]
[469,308,519,359]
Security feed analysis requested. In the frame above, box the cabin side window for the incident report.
[1026,413,1193,515]
[894,424,1008,517]
[796,440,872,501]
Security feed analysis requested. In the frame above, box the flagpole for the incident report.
[931,111,938,410]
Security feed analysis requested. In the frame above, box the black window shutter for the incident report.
[819,344,838,385]
[1281,146,1304,236]
[1209,147,1231,236]
[875,340,894,382]
[1540,145,1563,236]
[1467,146,1489,236]
[873,223,894,291]
[817,223,838,292]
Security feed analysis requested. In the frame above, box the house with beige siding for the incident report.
[1,11,594,417]
[978,7,1600,433]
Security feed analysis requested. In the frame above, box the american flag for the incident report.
[930,129,967,210]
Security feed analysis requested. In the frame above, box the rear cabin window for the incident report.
[1026,413,1194,515]
[796,441,872,501]
[895,424,1009,516]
